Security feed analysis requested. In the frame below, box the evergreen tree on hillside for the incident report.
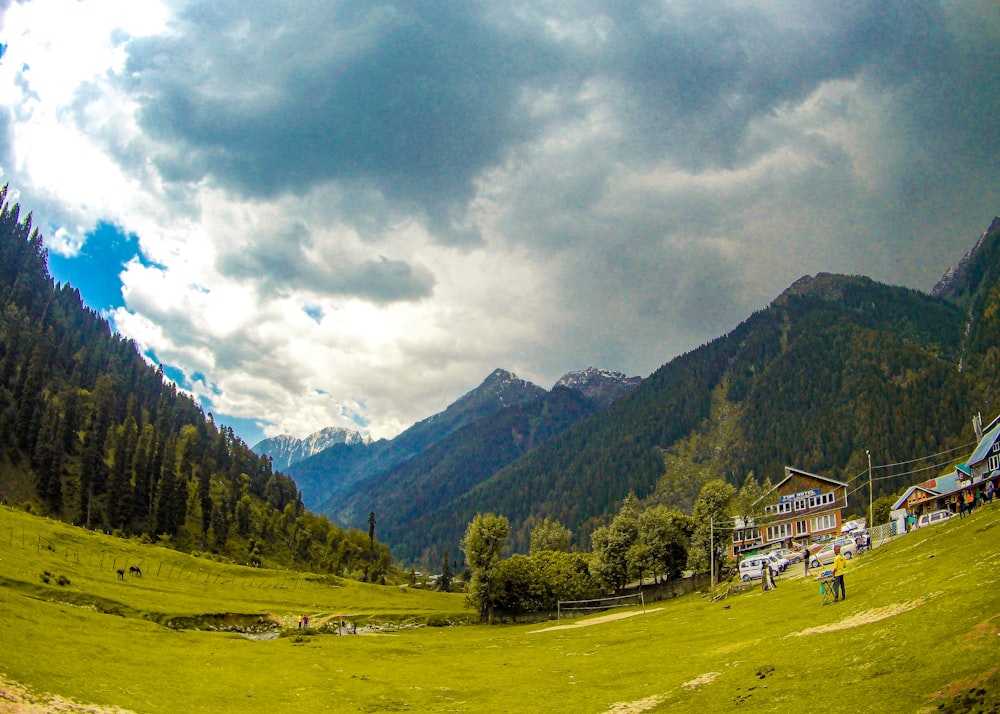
[0,187,391,577]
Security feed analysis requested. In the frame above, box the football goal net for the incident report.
[556,591,645,620]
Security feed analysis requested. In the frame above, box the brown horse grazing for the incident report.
[116,568,125,580]
[129,565,142,577]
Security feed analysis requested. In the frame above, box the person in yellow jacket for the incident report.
[832,545,847,602]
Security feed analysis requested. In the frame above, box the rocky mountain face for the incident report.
[286,366,641,525]
[932,216,1000,300]
[253,427,372,472]
[553,367,642,410]
[286,369,547,508]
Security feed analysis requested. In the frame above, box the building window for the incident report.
[810,514,836,532]
[809,492,836,508]
[795,520,808,535]
[766,523,793,541]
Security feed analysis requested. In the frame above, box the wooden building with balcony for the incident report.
[731,466,848,557]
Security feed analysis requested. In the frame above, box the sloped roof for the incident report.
[775,466,848,489]
[920,471,963,495]
[968,422,1000,466]
[892,485,942,511]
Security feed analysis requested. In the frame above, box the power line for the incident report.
[846,456,965,498]
[870,440,978,470]
[844,439,979,487]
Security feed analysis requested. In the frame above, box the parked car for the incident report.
[765,552,789,572]
[771,547,804,564]
[841,519,866,534]
[809,540,857,569]
[915,509,954,529]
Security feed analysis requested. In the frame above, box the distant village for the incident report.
[729,411,1000,558]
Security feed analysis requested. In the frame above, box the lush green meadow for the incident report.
[1,504,999,713]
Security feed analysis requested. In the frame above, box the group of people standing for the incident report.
[958,480,996,517]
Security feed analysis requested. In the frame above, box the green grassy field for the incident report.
[1,504,999,713]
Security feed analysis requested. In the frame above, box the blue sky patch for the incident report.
[47,221,138,312]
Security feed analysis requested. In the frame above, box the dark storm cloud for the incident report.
[592,1,951,169]
[123,0,559,243]
[215,221,436,302]
[115,0,997,280]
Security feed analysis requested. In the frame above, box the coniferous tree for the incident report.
[438,550,453,592]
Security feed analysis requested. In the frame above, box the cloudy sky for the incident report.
[0,1,997,446]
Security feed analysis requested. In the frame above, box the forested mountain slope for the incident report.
[0,188,390,577]
[377,220,1000,563]
[287,368,546,509]
[330,385,600,561]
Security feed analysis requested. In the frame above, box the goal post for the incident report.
[557,591,645,620]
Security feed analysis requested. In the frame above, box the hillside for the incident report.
[286,368,547,508]
[331,385,601,561]
[345,219,999,563]
[0,188,389,578]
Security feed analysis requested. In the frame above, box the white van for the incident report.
[915,509,954,529]
[738,556,770,581]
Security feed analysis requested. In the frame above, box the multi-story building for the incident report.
[731,466,848,557]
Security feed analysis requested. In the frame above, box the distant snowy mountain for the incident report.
[253,427,371,472]
[554,367,642,410]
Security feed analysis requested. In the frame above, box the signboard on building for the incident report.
[779,489,819,503]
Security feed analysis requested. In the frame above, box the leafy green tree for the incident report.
[589,492,640,590]
[494,554,546,613]
[687,479,735,582]
[461,512,510,624]
[534,550,598,604]
[638,505,693,591]
[730,472,774,546]
[529,517,571,554]
[492,550,599,615]
[870,495,894,527]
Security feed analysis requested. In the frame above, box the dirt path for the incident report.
[791,596,931,636]
[0,675,134,713]
[528,607,663,633]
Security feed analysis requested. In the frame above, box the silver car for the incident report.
[809,540,856,569]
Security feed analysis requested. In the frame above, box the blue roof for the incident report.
[968,423,1000,466]
[921,471,963,495]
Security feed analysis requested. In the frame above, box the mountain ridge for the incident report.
[283,366,641,510]
[331,216,999,563]
[253,427,372,472]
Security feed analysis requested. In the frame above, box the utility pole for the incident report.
[866,449,873,524]
[709,517,714,598]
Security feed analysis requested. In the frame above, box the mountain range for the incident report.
[273,368,641,517]
[272,217,1000,566]
[253,427,372,472]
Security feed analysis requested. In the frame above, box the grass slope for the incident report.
[1,504,999,712]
